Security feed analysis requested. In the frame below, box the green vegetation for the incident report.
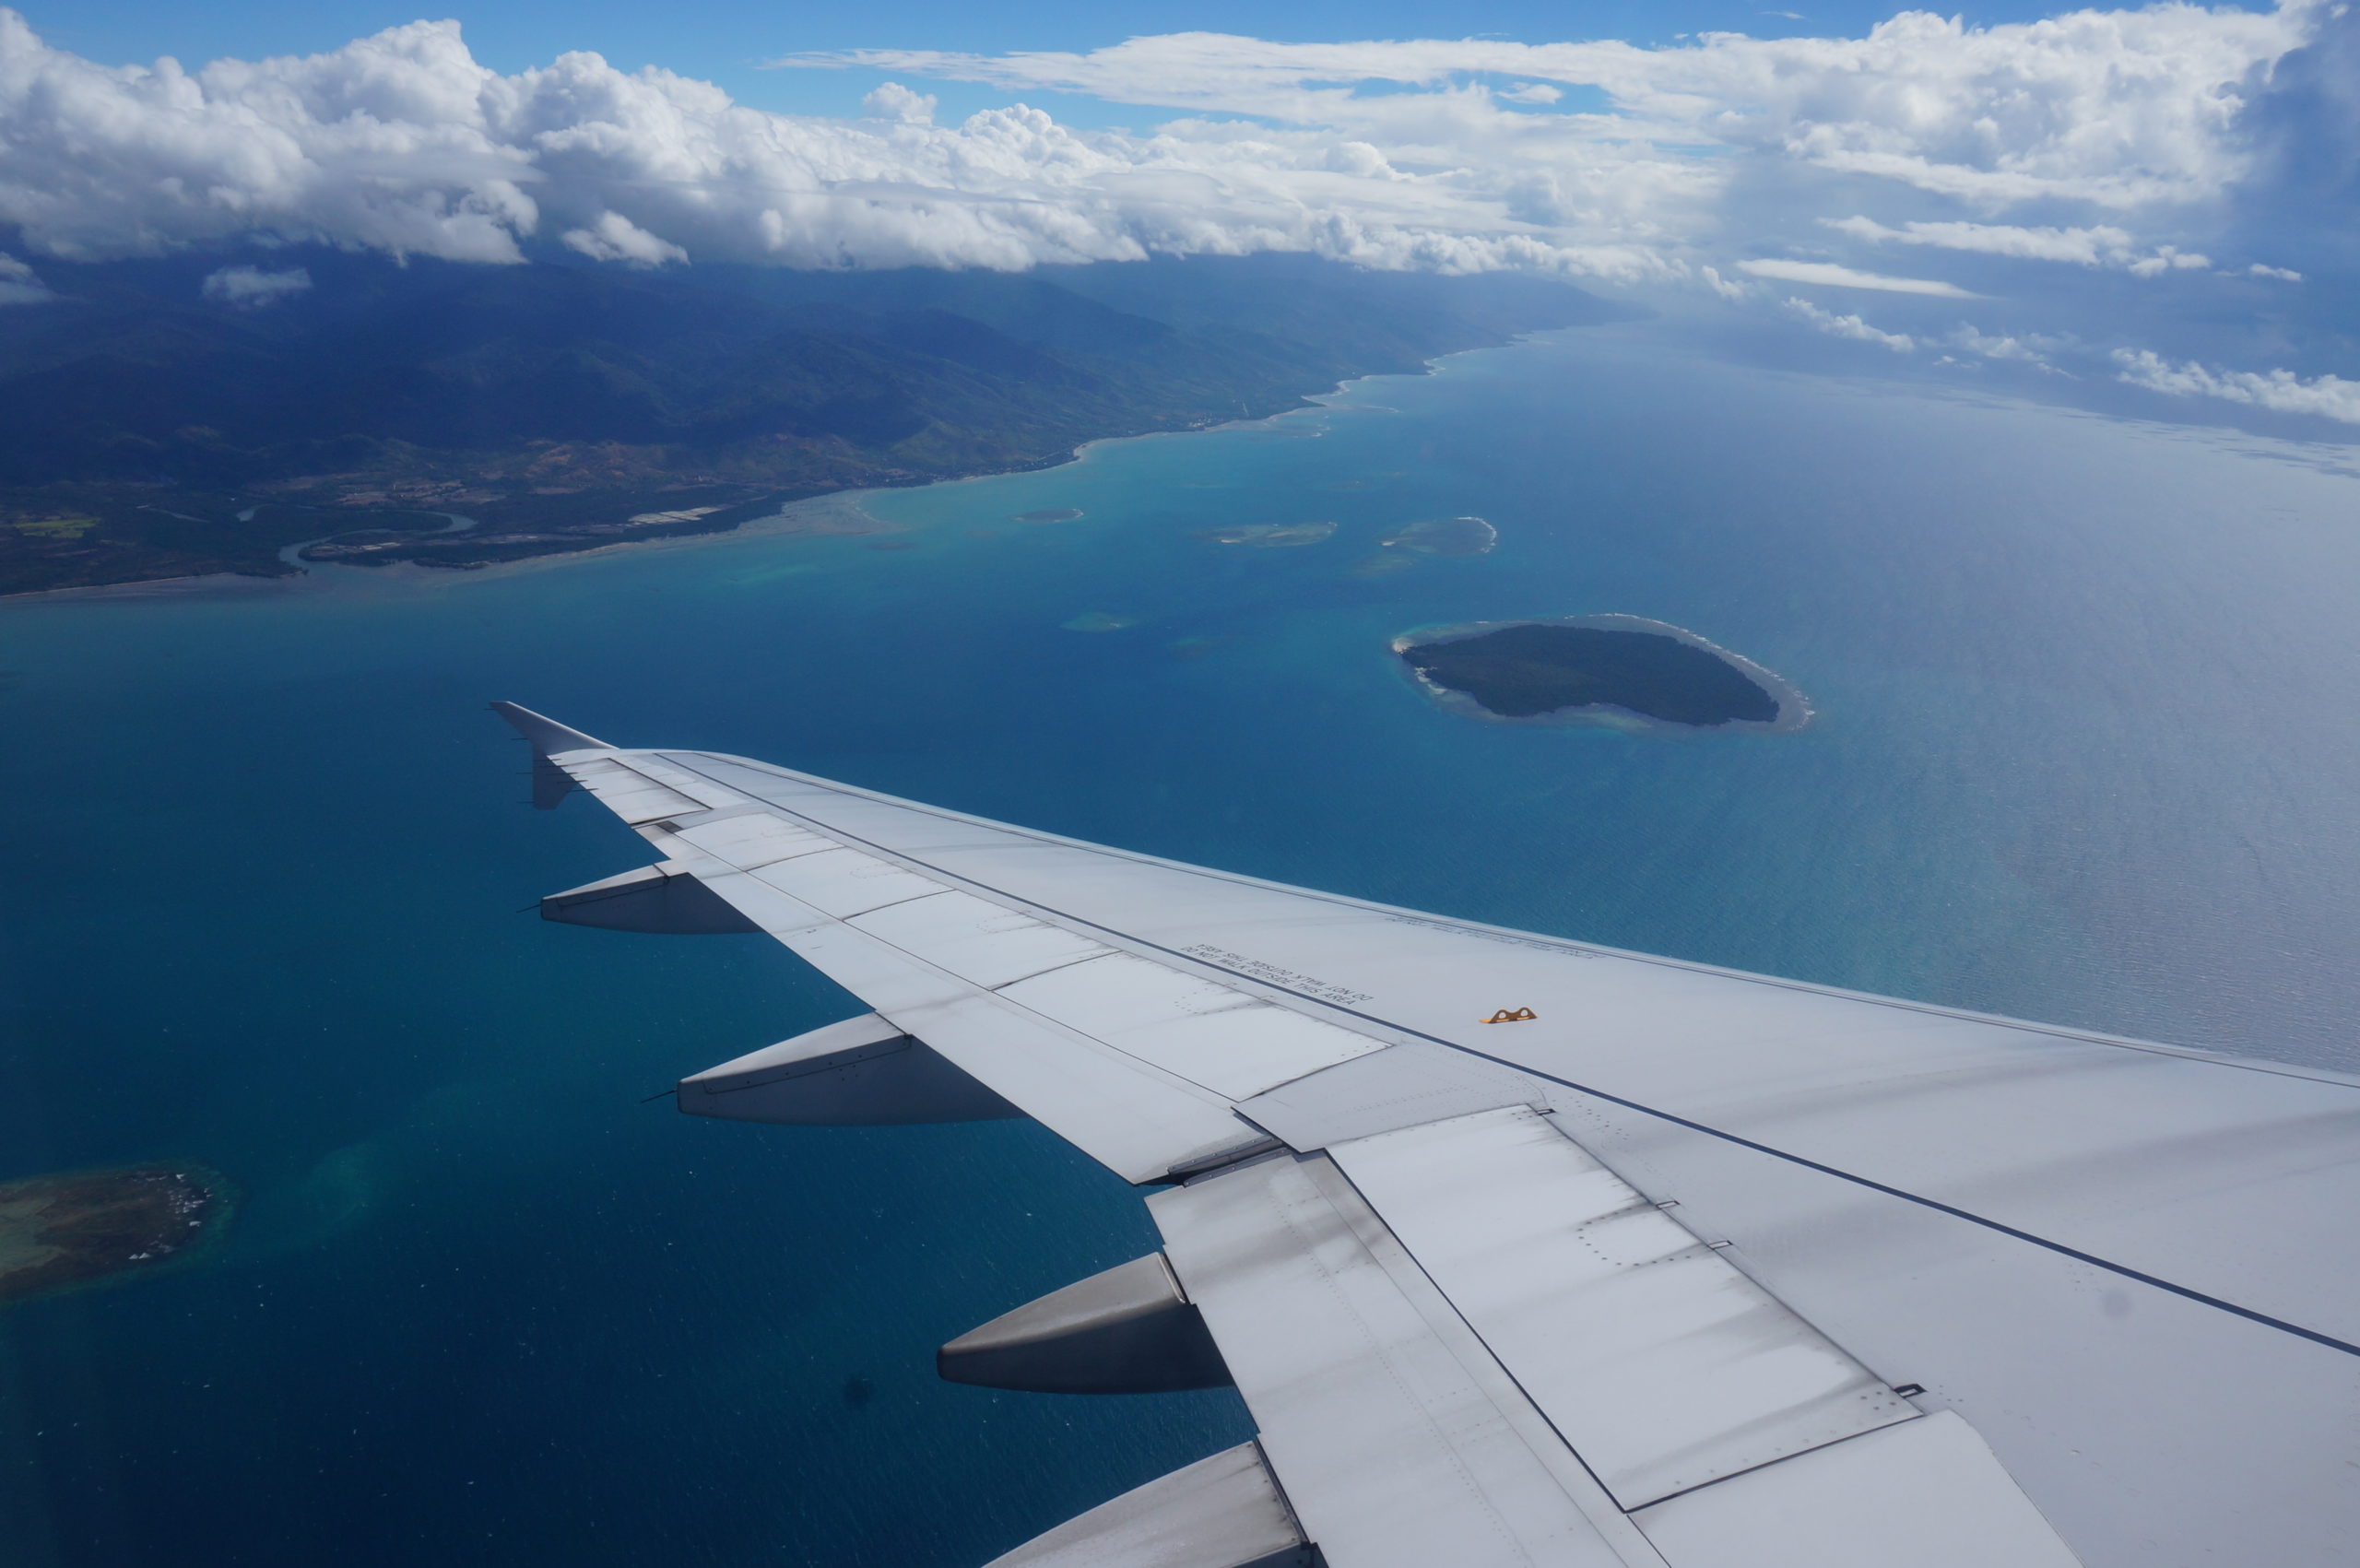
[0,251,1628,595]
[1400,623,1781,725]
[9,515,99,538]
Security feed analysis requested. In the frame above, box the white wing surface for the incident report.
[495,703,2360,1568]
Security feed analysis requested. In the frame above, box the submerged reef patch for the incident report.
[1395,615,1808,731]
[1380,516,1496,556]
[1198,521,1337,548]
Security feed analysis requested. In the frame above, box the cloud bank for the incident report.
[0,3,2356,426]
[0,5,2321,280]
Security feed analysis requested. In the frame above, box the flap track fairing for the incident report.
[980,1441,1315,1568]
[541,863,763,935]
[939,1252,1233,1395]
[679,1013,1024,1126]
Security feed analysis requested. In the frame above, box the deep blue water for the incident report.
[8,323,2360,1566]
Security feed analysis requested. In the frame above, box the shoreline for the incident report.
[1390,612,1814,735]
[0,337,1532,609]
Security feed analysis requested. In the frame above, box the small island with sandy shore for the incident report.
[1395,615,1808,730]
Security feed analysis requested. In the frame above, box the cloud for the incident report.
[201,264,313,308]
[2114,349,2360,423]
[1823,216,2224,277]
[0,9,1682,280]
[1786,296,1914,351]
[1945,324,2055,365]
[1738,258,1976,297]
[560,212,687,267]
[1826,216,2126,265]
[0,251,52,304]
[2123,244,2210,277]
[862,82,937,124]
[805,8,2306,209]
[0,0,2347,403]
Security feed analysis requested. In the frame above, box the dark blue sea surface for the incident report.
[7,323,2360,1566]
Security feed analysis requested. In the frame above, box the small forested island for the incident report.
[1396,617,1804,729]
[0,1164,231,1306]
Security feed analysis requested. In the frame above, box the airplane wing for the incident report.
[493,701,2360,1568]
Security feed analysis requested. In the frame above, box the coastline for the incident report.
[0,342,1507,608]
[1390,611,1814,734]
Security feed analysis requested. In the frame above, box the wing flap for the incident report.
[1150,1152,1654,1568]
[1328,1107,1914,1509]
[1630,1411,2081,1568]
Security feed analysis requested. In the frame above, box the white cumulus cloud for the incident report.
[2115,349,2360,423]
[0,9,1680,280]
[862,82,937,124]
[561,212,688,267]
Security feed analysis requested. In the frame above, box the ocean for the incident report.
[6,320,2360,1566]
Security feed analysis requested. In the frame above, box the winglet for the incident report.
[490,701,609,757]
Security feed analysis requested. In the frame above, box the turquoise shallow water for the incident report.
[7,322,2360,1565]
